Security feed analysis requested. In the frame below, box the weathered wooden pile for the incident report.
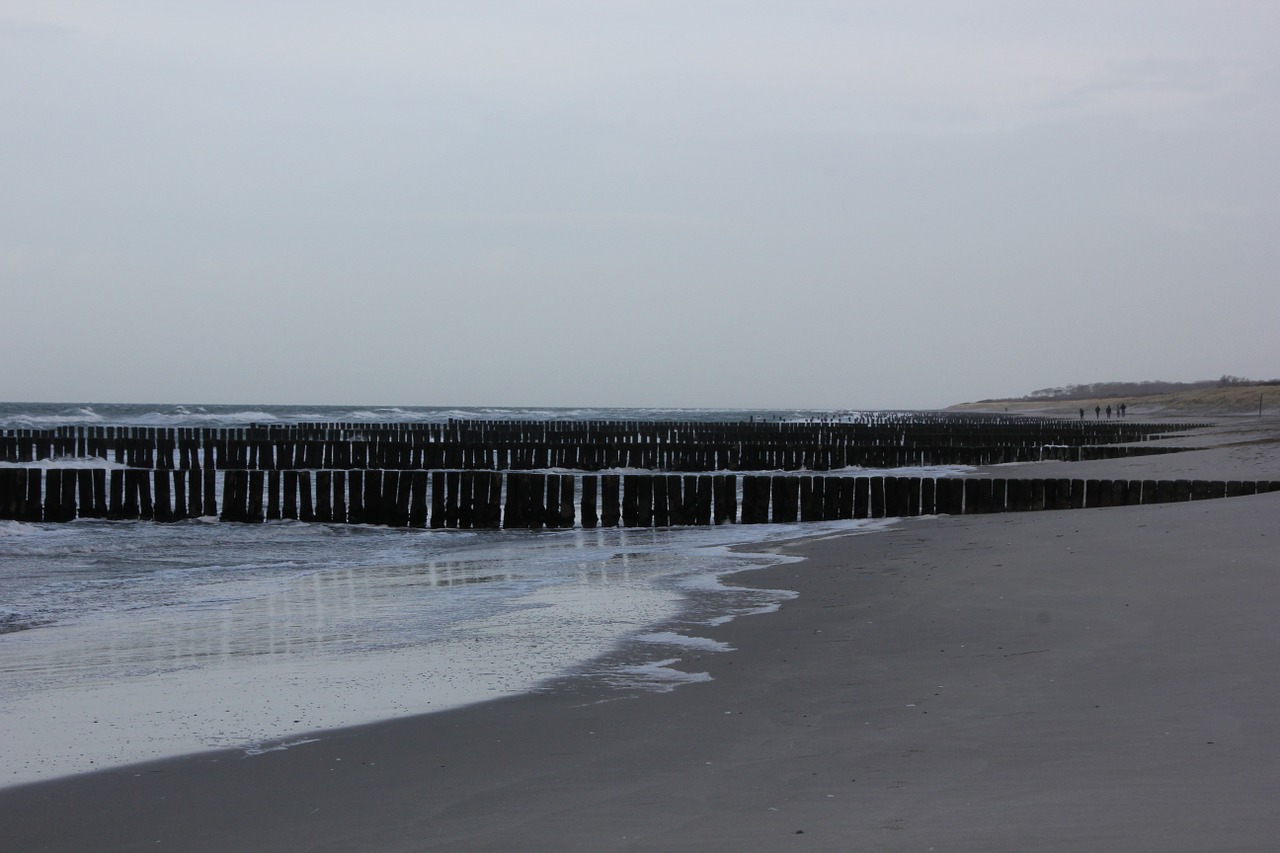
[3,415,1272,528]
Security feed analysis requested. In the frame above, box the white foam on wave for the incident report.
[0,456,129,470]
[637,631,735,653]
[603,658,713,692]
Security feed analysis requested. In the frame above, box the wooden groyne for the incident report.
[2,467,1275,528]
[0,417,1203,473]
[4,415,1258,530]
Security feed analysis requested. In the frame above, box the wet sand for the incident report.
[4,422,1280,851]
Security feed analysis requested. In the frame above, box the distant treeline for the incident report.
[1027,376,1280,401]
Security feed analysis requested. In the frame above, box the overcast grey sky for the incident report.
[2,1,1277,409]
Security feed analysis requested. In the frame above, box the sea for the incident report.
[0,403,966,788]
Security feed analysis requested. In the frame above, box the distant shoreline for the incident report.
[949,384,1280,418]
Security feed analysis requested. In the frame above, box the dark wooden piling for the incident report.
[0,469,22,520]
[409,471,428,528]
[43,470,65,522]
[392,471,412,527]
[690,475,712,525]
[482,472,503,528]
[153,470,173,522]
[539,474,558,529]
[883,476,903,518]
[822,477,842,520]
[23,469,41,522]
[348,470,366,524]
[652,476,670,527]
[315,471,333,523]
[668,475,689,526]
[503,472,526,529]
[246,471,265,522]
[365,470,385,526]
[633,475,653,528]
[75,469,97,518]
[854,476,871,519]
[283,471,299,520]
[601,475,621,528]
[869,476,886,518]
[90,468,106,518]
[219,471,244,522]
[581,476,598,529]
[267,470,281,520]
[170,471,188,521]
[557,475,575,528]
[772,476,799,523]
[935,478,963,515]
[202,464,217,517]
[740,475,768,524]
[904,477,921,517]
[299,472,314,522]
[122,469,144,519]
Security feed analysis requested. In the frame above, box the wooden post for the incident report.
[503,473,525,529]
[558,475,575,528]
[122,469,143,519]
[740,475,768,524]
[581,475,598,529]
[169,471,188,521]
[153,470,173,522]
[23,469,41,522]
[219,471,242,522]
[601,475,621,527]
[772,476,799,523]
[869,477,885,519]
[267,470,281,520]
[299,472,314,522]
[283,471,299,520]
[409,471,429,528]
[203,463,217,518]
[907,477,926,517]
[315,471,333,522]
[854,477,870,519]
[44,469,64,522]
[247,471,265,523]
[652,475,670,527]
[881,476,901,517]
[74,469,94,519]
[347,470,365,524]
[526,471,547,528]
[365,470,384,526]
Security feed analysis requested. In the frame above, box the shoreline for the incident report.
[5,424,1280,850]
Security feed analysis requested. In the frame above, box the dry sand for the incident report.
[4,421,1280,851]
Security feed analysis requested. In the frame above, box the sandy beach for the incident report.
[4,417,1280,851]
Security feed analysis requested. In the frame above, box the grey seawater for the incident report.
[0,401,885,430]
[0,513,884,788]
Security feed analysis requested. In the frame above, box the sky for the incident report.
[2,1,1277,410]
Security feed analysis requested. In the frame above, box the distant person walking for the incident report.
[1079,407,1085,420]
[1106,405,1112,419]
[1095,405,1101,419]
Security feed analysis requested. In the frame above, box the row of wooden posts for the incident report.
[2,467,1274,528]
[0,417,1201,473]
[0,435,1189,473]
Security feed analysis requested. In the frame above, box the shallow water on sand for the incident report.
[0,515,893,787]
[0,402,939,787]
